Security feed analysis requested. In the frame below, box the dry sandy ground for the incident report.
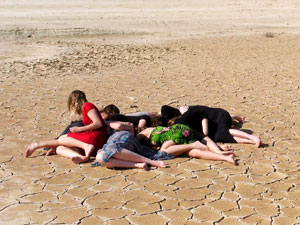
[1,1,300,224]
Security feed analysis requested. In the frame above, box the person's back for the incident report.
[175,106,218,141]
[108,114,151,128]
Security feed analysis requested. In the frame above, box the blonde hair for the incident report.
[67,90,87,118]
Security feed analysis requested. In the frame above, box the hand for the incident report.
[154,146,161,151]
[70,126,82,133]
[46,148,56,156]
[124,122,133,126]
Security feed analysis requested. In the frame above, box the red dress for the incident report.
[68,102,107,155]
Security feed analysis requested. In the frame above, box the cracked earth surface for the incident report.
[1,35,300,224]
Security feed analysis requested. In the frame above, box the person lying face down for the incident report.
[94,130,173,170]
[98,104,120,120]
[136,123,237,165]
[161,105,261,147]
[107,111,167,130]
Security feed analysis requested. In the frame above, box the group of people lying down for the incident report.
[24,90,262,169]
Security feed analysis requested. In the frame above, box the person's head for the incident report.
[161,105,181,121]
[167,116,181,126]
[67,90,87,116]
[100,104,120,120]
[150,116,168,127]
[102,104,120,116]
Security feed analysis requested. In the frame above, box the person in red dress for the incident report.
[24,90,107,164]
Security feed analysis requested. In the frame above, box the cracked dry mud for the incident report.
[1,35,300,224]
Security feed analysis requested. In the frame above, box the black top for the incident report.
[161,105,181,121]
[175,107,209,141]
[108,114,151,128]
[176,105,235,143]
[188,105,228,123]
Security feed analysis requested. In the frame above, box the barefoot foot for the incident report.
[46,148,56,156]
[220,144,232,151]
[253,136,261,148]
[150,160,166,168]
[72,156,89,164]
[225,154,237,165]
[136,163,150,170]
[24,143,39,157]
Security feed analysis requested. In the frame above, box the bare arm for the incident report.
[160,140,176,151]
[202,136,223,154]
[106,121,134,134]
[138,119,147,128]
[202,118,209,136]
[70,108,103,133]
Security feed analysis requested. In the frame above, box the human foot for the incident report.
[136,163,150,170]
[225,154,237,165]
[71,155,89,164]
[253,136,261,148]
[220,144,232,151]
[150,160,166,168]
[24,143,38,157]
[45,148,56,156]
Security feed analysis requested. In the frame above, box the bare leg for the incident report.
[229,129,261,147]
[56,146,88,164]
[162,141,208,156]
[97,152,148,169]
[202,137,234,155]
[219,144,231,151]
[58,135,95,158]
[101,158,150,170]
[232,137,256,145]
[112,149,166,168]
[24,140,60,157]
[187,149,237,165]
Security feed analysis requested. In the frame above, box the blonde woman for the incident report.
[24,90,107,163]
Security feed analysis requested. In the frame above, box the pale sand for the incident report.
[1,1,300,224]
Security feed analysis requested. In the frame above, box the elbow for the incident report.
[94,121,103,129]
[122,123,134,131]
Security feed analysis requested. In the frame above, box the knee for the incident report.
[96,151,110,167]
[55,146,64,154]
[96,151,104,163]
[57,134,67,143]
[187,150,200,158]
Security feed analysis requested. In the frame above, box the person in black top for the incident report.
[108,114,151,129]
[161,105,261,147]
[161,105,235,154]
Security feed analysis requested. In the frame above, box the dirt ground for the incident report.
[1,1,300,224]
